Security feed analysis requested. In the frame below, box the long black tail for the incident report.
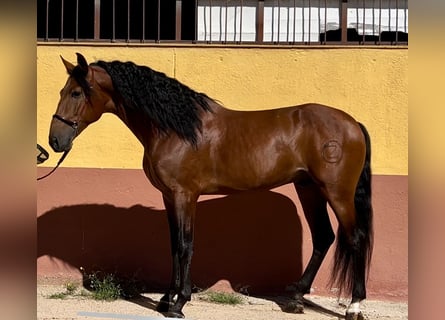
[331,122,374,297]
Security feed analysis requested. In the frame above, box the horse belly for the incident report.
[207,148,303,193]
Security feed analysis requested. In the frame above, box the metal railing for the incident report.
[37,0,408,45]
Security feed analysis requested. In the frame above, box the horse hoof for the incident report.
[283,300,304,314]
[165,311,185,318]
[345,312,366,320]
[156,300,172,313]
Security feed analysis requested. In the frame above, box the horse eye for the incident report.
[71,90,82,98]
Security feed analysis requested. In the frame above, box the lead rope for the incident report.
[38,112,79,181]
[37,148,70,181]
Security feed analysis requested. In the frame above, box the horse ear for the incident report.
[76,52,89,72]
[60,55,75,75]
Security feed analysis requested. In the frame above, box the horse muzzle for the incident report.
[49,135,73,153]
[49,114,78,152]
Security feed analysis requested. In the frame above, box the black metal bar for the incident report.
[240,0,243,42]
[302,0,305,42]
[363,0,366,44]
[256,0,264,43]
[194,0,198,42]
[395,0,399,44]
[372,0,375,39]
[317,0,320,44]
[287,1,290,42]
[270,1,274,42]
[277,0,281,42]
[378,0,381,44]
[176,0,182,41]
[75,0,79,40]
[293,0,296,43]
[142,0,146,41]
[60,0,64,41]
[233,1,237,41]
[225,0,228,42]
[219,1,223,41]
[308,0,311,43]
[94,0,101,40]
[341,0,347,44]
[45,0,49,40]
[209,0,212,43]
[157,0,161,42]
[324,0,328,44]
[355,3,358,40]
[127,0,131,42]
[388,0,391,34]
[203,1,207,41]
[112,0,116,41]
[404,0,407,33]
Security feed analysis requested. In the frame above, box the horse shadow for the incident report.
[38,190,340,314]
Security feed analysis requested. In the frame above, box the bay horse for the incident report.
[48,53,373,320]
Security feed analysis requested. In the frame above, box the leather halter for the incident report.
[52,114,79,131]
[51,66,95,131]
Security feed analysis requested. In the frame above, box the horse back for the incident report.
[197,102,365,190]
[145,102,366,195]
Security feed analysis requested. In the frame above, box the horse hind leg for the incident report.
[284,182,335,313]
[323,183,372,320]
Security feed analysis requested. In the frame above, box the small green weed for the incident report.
[48,292,69,299]
[48,281,80,299]
[65,282,78,294]
[46,274,124,301]
[88,273,122,301]
[204,291,245,305]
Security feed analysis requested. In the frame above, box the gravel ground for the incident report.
[37,283,407,320]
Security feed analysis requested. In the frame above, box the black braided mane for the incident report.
[95,60,213,145]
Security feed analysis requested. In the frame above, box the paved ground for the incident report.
[37,283,407,320]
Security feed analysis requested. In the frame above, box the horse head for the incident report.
[49,53,114,153]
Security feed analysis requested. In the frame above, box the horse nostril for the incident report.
[49,136,59,151]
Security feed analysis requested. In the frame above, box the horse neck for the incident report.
[111,94,218,152]
[91,64,158,148]
[112,101,157,149]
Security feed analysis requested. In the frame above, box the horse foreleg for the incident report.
[159,192,197,319]
[157,195,180,313]
[285,183,335,313]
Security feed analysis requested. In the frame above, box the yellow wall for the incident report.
[37,45,407,175]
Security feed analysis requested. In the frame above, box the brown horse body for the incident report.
[143,102,365,196]
[48,53,373,319]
